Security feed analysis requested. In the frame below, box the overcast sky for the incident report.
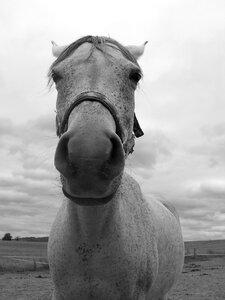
[0,0,224,241]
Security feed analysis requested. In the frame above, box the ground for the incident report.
[0,256,224,300]
[170,256,225,300]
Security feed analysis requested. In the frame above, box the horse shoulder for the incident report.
[150,194,180,221]
[122,174,184,297]
[122,173,179,223]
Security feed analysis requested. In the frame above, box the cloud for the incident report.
[0,118,13,136]
[202,123,225,138]
[139,30,225,139]
[167,178,225,241]
[188,123,225,167]
[127,127,225,241]
[187,178,225,199]
[0,115,61,238]
[0,0,224,241]
[0,189,30,204]
[126,129,173,179]
[0,109,224,242]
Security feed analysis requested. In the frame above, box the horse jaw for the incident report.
[125,41,148,60]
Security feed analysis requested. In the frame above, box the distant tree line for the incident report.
[1,233,48,242]
[2,233,12,241]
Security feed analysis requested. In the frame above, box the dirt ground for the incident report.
[0,256,224,300]
[170,256,225,300]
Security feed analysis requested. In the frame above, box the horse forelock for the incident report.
[48,35,142,86]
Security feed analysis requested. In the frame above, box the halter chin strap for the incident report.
[56,91,144,154]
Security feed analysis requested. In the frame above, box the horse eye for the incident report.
[129,70,142,84]
[52,71,62,83]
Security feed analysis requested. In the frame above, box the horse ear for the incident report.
[126,41,148,60]
[51,41,68,57]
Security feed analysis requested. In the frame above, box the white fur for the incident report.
[48,174,184,299]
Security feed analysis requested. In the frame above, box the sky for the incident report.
[0,0,224,241]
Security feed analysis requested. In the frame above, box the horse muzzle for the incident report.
[54,93,125,205]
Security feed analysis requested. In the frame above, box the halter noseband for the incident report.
[56,91,144,154]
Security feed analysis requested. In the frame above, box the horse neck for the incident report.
[65,195,119,240]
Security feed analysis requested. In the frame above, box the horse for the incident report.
[48,35,184,300]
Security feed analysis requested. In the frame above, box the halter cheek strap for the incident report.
[56,91,123,139]
[56,112,144,138]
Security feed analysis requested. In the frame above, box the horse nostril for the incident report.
[109,133,125,165]
[100,132,125,179]
[54,133,70,176]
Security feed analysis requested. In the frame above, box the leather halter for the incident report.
[56,91,144,153]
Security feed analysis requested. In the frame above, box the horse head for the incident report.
[49,36,147,206]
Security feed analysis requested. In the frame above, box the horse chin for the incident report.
[62,186,115,206]
[62,187,115,206]
[60,174,121,206]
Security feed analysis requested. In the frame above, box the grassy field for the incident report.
[0,240,47,257]
[2,239,225,257]
[0,240,48,272]
[185,239,225,256]
[0,239,225,272]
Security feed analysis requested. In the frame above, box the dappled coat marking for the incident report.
[48,36,184,300]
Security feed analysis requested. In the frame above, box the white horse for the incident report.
[48,36,184,300]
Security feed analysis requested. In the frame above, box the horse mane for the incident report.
[48,35,142,86]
